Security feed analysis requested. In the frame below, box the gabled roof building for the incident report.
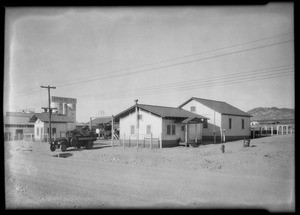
[29,113,75,142]
[114,103,208,148]
[4,112,35,141]
[178,97,252,142]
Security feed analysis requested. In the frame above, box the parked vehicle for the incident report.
[50,126,97,152]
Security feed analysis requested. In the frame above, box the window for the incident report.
[130,125,135,134]
[190,106,196,112]
[181,125,185,131]
[167,125,176,135]
[138,114,142,120]
[37,128,39,136]
[52,127,56,134]
[171,125,176,135]
[203,120,208,128]
[167,125,171,135]
[242,119,244,129]
[47,128,49,134]
[146,125,151,134]
[229,118,232,129]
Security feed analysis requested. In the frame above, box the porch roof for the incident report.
[181,116,205,124]
[114,103,209,122]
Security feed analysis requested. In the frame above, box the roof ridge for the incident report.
[192,97,226,103]
[138,103,180,109]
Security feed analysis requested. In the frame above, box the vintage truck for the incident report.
[50,126,97,152]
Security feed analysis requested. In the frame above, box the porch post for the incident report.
[195,123,197,143]
[220,128,223,143]
[185,123,188,147]
[271,126,273,135]
[160,133,163,149]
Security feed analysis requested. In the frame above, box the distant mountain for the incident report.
[247,107,294,121]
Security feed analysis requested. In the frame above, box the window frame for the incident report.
[146,125,151,135]
[190,106,196,112]
[167,125,171,135]
[171,125,176,135]
[130,125,135,134]
[167,124,176,135]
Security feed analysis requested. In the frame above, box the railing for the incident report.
[120,133,161,149]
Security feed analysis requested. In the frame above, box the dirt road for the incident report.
[5,134,295,211]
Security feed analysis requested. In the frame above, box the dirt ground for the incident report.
[5,134,295,211]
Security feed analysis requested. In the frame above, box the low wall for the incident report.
[202,135,251,143]
[118,139,179,148]
[162,140,180,148]
[119,139,160,149]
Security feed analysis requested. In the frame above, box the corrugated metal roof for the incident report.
[90,117,112,124]
[6,112,35,118]
[114,104,209,121]
[29,113,74,123]
[178,97,252,117]
[4,116,34,125]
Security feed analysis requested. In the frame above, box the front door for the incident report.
[180,125,185,142]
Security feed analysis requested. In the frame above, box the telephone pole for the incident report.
[214,104,216,144]
[41,85,56,143]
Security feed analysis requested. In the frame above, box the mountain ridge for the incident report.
[247,107,294,121]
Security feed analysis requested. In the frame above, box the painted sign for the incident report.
[51,96,77,104]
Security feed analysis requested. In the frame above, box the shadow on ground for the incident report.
[62,145,112,152]
[53,153,73,158]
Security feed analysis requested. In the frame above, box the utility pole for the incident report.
[41,85,56,143]
[214,104,216,144]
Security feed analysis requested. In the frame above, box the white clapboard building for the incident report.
[178,97,252,142]
[114,102,208,148]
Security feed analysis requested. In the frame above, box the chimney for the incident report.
[134,99,138,105]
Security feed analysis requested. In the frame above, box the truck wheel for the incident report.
[61,142,67,152]
[50,145,56,152]
[85,141,89,149]
[89,141,94,149]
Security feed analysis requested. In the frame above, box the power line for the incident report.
[12,34,294,97]
[55,39,293,88]
[51,32,293,86]
[81,70,293,102]
[13,32,293,96]
[76,65,293,99]
[86,72,293,102]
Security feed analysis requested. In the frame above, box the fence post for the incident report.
[150,133,152,149]
[160,133,163,149]
[123,134,125,148]
[260,126,262,137]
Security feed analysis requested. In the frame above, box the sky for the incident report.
[4,4,294,123]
